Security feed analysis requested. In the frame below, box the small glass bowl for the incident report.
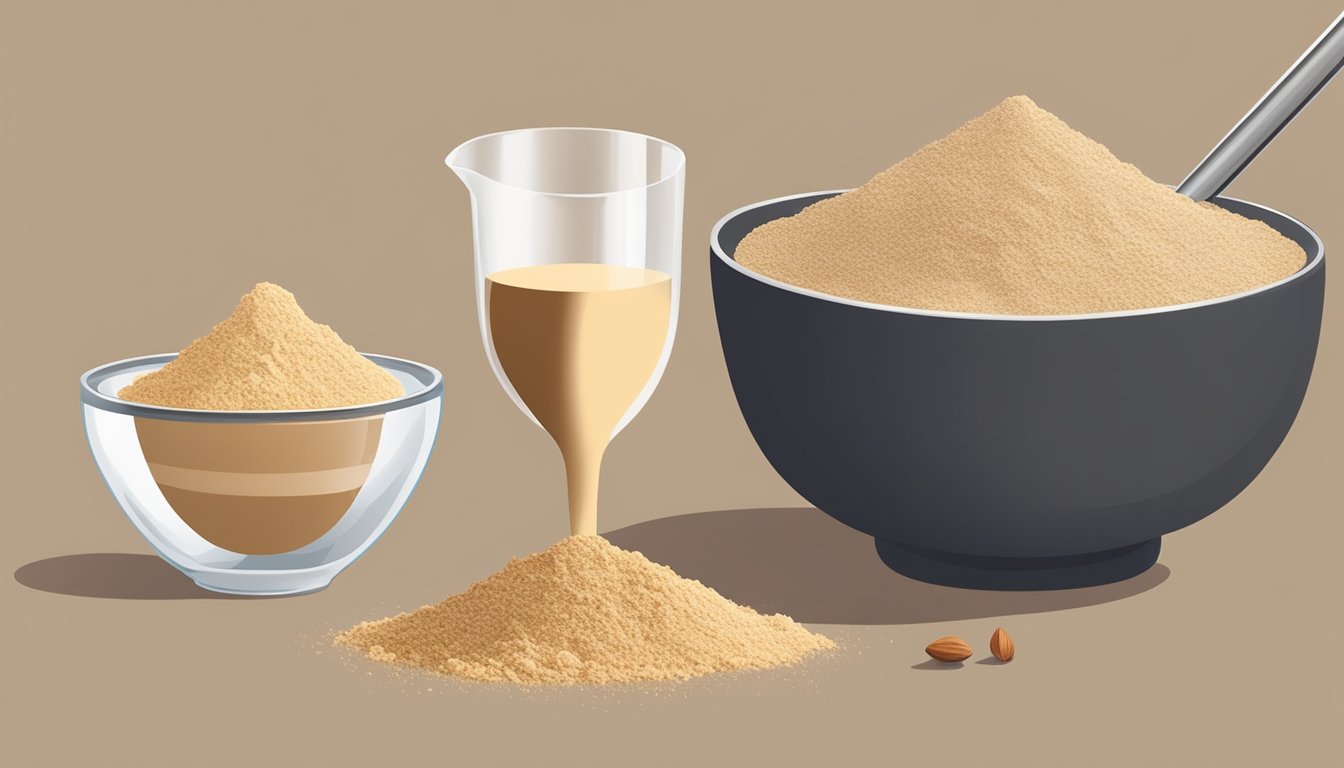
[80,353,443,596]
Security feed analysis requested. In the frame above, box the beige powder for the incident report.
[118,282,404,409]
[486,264,671,536]
[734,96,1307,315]
[336,535,834,685]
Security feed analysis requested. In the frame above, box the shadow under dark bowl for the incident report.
[710,191,1325,590]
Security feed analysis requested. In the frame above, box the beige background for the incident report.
[3,1,1341,765]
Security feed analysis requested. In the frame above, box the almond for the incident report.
[990,627,1015,662]
[925,636,972,663]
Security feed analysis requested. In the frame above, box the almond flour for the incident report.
[118,282,403,410]
[735,96,1306,315]
[336,535,834,685]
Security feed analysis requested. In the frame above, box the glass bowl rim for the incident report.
[80,353,443,423]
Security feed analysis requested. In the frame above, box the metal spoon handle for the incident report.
[1178,11,1344,201]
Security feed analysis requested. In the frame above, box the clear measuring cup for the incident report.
[446,128,685,536]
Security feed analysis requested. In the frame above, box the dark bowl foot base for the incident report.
[874,537,1161,591]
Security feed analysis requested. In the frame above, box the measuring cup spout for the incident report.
[444,145,489,198]
[446,130,525,201]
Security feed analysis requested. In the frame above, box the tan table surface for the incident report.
[3,1,1341,765]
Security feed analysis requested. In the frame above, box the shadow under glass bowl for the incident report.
[80,354,443,596]
[711,190,1325,590]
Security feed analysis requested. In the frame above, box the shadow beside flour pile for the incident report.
[606,507,1169,625]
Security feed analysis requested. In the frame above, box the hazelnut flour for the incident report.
[337,535,834,685]
[118,282,403,409]
[735,96,1306,315]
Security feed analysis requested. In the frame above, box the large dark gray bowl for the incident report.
[711,191,1325,590]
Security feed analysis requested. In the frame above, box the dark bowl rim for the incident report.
[711,189,1325,322]
[80,353,444,423]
